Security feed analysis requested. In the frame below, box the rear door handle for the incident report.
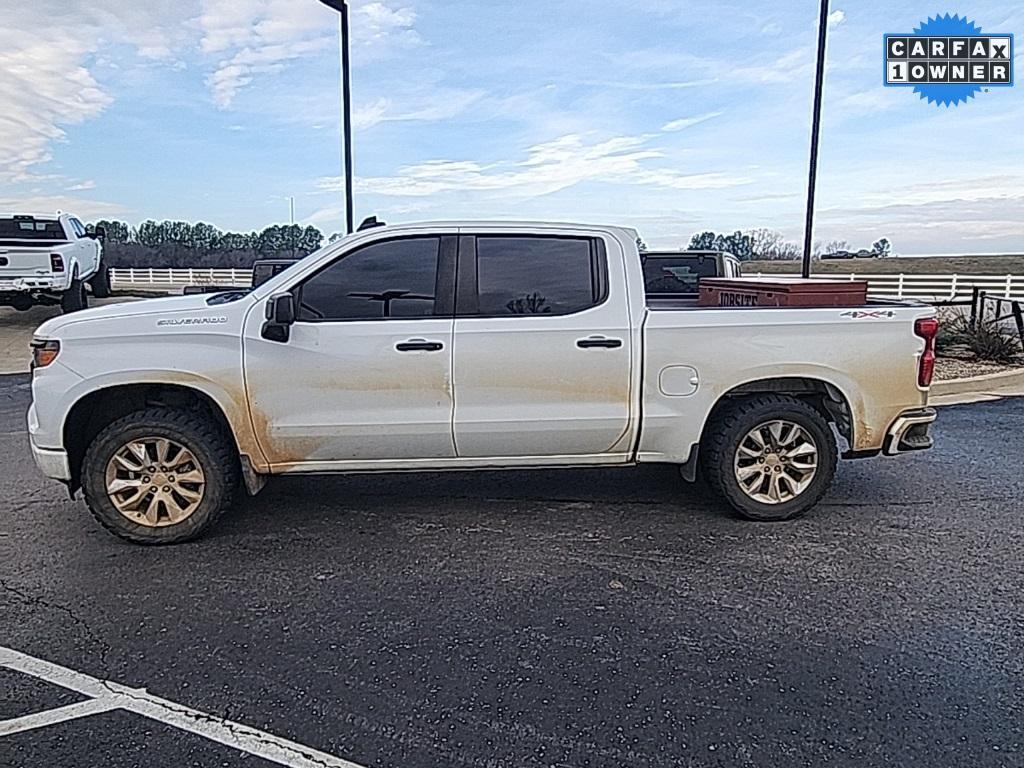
[396,338,444,352]
[576,336,623,349]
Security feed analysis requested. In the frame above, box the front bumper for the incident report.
[30,437,71,481]
[883,407,937,456]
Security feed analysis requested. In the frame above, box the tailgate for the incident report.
[0,243,63,279]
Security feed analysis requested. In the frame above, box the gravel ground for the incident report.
[935,355,1024,381]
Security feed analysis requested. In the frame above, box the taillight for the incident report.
[30,339,60,369]
[914,317,939,388]
[50,254,64,272]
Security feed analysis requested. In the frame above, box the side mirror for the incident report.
[93,225,107,241]
[261,292,295,342]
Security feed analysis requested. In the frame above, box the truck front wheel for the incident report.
[81,407,238,544]
[89,262,112,298]
[701,394,838,522]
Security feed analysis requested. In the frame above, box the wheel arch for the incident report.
[681,375,859,482]
[63,382,242,494]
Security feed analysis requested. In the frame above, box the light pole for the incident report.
[318,0,355,235]
[801,0,831,279]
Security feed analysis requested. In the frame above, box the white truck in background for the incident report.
[0,214,110,313]
[27,221,938,545]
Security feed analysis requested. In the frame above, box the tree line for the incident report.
[85,219,892,268]
[687,229,893,261]
[86,220,339,268]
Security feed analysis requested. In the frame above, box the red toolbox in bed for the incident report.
[698,277,869,308]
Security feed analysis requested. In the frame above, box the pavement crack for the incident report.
[0,579,114,679]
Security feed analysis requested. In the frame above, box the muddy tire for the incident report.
[81,407,238,545]
[89,262,112,298]
[701,394,837,522]
[60,276,88,313]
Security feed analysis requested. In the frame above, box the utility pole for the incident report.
[289,196,295,225]
[801,0,831,279]
[317,0,355,235]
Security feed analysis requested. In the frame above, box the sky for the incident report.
[1,0,1022,254]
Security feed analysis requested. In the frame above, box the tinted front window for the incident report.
[297,237,439,321]
[476,237,599,315]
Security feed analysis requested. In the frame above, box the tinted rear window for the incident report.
[0,219,66,239]
[475,237,602,315]
[643,255,720,295]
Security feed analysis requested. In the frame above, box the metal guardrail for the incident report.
[111,268,1024,303]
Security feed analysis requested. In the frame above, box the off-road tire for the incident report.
[89,262,112,298]
[81,407,238,545]
[701,394,838,522]
[60,276,88,313]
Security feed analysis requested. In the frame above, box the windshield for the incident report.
[0,218,66,240]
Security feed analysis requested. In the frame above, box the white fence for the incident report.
[112,267,1024,304]
[750,273,1024,303]
[111,267,253,290]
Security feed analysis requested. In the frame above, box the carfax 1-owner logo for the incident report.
[885,14,1013,106]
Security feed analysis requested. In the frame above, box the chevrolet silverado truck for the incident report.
[27,221,938,544]
[0,214,110,312]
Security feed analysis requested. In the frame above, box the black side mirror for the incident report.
[261,292,295,342]
[93,225,107,241]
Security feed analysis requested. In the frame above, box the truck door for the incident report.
[242,235,457,468]
[451,233,633,459]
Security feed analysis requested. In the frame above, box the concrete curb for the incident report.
[931,367,1024,397]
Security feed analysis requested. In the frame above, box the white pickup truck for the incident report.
[28,221,938,544]
[0,214,111,312]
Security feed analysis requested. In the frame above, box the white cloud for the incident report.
[661,111,724,132]
[319,132,752,199]
[352,89,486,131]
[198,0,421,107]
[827,10,846,28]
[66,180,97,191]
[0,193,127,219]
[0,1,188,183]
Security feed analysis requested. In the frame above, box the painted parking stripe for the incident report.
[0,698,121,737]
[0,645,368,768]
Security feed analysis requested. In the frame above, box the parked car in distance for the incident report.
[28,221,938,544]
[0,214,109,312]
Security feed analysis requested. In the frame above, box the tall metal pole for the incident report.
[340,3,355,235]
[319,0,355,235]
[801,0,830,279]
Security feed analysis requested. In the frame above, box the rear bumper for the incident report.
[0,275,71,293]
[883,407,937,456]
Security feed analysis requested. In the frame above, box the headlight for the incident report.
[30,339,60,369]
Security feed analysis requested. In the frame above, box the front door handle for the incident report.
[396,338,444,352]
[576,336,623,349]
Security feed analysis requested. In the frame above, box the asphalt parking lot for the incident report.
[1,372,1022,767]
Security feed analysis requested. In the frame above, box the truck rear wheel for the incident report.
[60,277,88,313]
[81,407,238,545]
[89,262,112,298]
[701,394,837,522]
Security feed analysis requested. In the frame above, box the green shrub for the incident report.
[968,321,1020,363]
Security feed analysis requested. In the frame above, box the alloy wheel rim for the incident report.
[733,420,818,505]
[104,437,206,526]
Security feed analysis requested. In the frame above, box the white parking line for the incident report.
[0,698,121,737]
[0,645,368,768]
